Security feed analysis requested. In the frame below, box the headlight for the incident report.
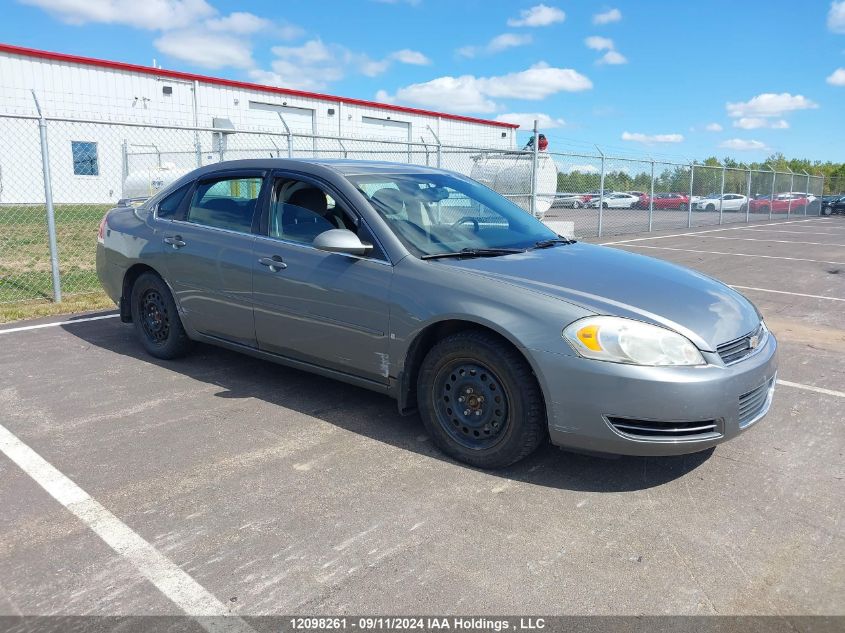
[563,316,705,366]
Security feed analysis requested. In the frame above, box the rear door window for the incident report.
[187,177,263,233]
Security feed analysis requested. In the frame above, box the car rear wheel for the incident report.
[822,206,832,216]
[417,331,546,469]
[131,272,193,360]
[602,202,609,209]
[678,203,685,210]
[573,201,582,209]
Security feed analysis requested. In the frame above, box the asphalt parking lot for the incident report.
[0,216,843,618]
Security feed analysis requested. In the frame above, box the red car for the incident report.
[639,192,690,210]
[749,194,809,214]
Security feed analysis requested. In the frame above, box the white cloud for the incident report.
[827,67,845,86]
[621,131,684,144]
[494,112,566,129]
[253,40,429,90]
[377,62,592,114]
[593,8,621,25]
[585,36,627,65]
[828,1,845,33]
[599,50,627,65]
[705,122,723,132]
[585,36,614,51]
[565,164,600,174]
[20,0,214,29]
[507,4,565,27]
[732,117,789,129]
[154,30,253,68]
[726,92,819,118]
[390,49,431,65]
[205,11,269,34]
[458,33,532,58]
[719,139,769,151]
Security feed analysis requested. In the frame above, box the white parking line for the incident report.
[729,285,845,302]
[777,380,845,399]
[600,218,828,245]
[735,228,845,236]
[0,423,255,633]
[704,236,845,247]
[0,313,118,335]
[616,244,845,266]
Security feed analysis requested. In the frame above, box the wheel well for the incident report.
[120,264,160,322]
[397,320,542,415]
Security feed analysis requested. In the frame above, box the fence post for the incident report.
[596,145,605,237]
[31,90,62,303]
[803,170,811,216]
[426,124,441,168]
[745,169,752,223]
[648,158,655,232]
[192,80,202,167]
[276,112,293,158]
[786,167,794,218]
[769,167,775,221]
[121,139,129,189]
[688,163,695,228]
[530,119,539,218]
[718,165,726,224]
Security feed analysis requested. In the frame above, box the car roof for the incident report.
[188,158,452,178]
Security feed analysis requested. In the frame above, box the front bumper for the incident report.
[529,332,778,456]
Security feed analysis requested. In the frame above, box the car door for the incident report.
[158,170,268,347]
[251,172,393,384]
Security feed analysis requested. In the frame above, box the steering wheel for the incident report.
[450,216,480,233]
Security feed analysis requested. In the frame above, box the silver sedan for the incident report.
[97,160,777,468]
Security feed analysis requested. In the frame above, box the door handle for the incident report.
[163,235,186,249]
[258,255,287,271]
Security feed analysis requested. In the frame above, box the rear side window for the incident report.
[156,183,191,219]
[187,177,263,233]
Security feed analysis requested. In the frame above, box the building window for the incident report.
[71,141,99,176]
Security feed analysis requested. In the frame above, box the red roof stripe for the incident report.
[0,42,519,129]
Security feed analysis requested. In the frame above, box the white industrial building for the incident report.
[0,43,518,204]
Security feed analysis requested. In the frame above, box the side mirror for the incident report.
[313,229,373,256]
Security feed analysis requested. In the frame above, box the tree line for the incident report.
[556,153,845,196]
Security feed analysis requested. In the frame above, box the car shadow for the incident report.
[65,318,714,493]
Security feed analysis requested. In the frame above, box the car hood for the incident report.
[439,243,760,351]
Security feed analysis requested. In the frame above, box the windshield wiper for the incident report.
[421,247,526,260]
[531,237,577,249]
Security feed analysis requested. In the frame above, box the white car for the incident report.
[587,193,640,209]
[693,194,748,213]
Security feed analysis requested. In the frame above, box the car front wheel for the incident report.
[131,272,193,360]
[822,206,832,216]
[417,331,546,469]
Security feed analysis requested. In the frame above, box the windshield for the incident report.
[346,172,557,257]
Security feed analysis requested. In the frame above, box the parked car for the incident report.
[749,193,809,214]
[553,193,585,209]
[821,195,845,215]
[97,159,777,468]
[626,191,649,209]
[643,192,690,210]
[694,194,749,213]
[587,192,640,209]
[786,192,820,214]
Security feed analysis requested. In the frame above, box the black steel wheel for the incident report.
[418,330,546,468]
[433,361,510,451]
[130,272,193,359]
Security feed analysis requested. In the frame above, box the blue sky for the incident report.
[3,0,845,162]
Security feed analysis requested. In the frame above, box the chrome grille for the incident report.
[717,324,765,365]
[738,378,775,428]
[607,417,721,440]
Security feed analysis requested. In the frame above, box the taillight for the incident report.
[97,213,108,244]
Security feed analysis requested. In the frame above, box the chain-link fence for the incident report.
[0,113,827,307]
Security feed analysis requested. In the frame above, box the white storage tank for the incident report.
[470,152,558,218]
[122,164,192,199]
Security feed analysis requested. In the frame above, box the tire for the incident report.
[740,203,748,213]
[417,331,546,469]
[573,201,582,209]
[130,272,193,360]
[602,202,609,209]
[706,204,716,212]
[822,206,832,216]
[678,203,685,210]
